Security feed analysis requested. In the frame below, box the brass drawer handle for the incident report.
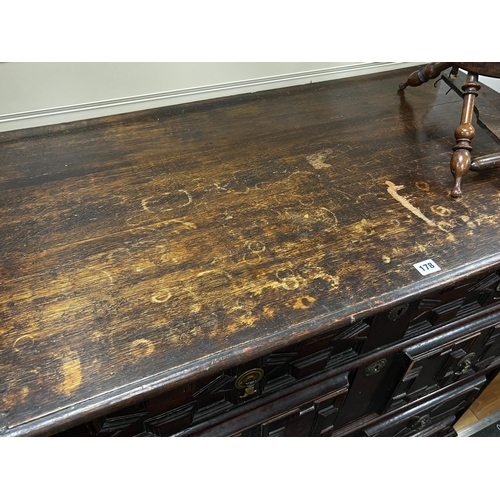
[235,368,264,398]
[454,353,476,376]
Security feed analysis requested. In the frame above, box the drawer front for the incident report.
[69,371,349,437]
[234,375,349,437]
[382,321,500,412]
[359,376,487,437]
[412,415,457,437]
[356,267,500,353]
[63,368,350,437]
[404,269,500,339]
[69,324,367,436]
[334,312,500,428]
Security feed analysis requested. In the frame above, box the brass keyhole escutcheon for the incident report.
[365,358,387,377]
[455,353,476,376]
[411,415,431,430]
[235,368,264,399]
[388,303,409,321]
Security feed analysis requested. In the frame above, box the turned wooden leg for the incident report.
[450,72,481,198]
[398,62,453,92]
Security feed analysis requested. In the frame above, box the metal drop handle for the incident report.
[455,353,476,376]
[235,368,264,398]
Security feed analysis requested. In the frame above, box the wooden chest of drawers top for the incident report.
[1,67,500,435]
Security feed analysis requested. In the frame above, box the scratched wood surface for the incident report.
[2,67,500,435]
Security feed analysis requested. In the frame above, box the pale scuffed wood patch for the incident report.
[385,180,437,227]
[306,149,333,169]
[56,350,82,396]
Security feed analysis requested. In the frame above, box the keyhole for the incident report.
[388,303,409,321]
[365,358,387,376]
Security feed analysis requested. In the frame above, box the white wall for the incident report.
[480,75,500,93]
[2,62,497,133]
[0,62,419,132]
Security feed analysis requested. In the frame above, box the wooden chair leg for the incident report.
[398,62,453,92]
[450,72,481,198]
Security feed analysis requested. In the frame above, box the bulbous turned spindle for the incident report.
[398,62,453,93]
[450,73,481,198]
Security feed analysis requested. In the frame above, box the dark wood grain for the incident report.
[2,67,500,436]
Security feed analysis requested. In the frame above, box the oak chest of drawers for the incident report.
[57,271,500,437]
[2,66,500,437]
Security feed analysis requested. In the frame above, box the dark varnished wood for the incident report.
[398,62,454,92]
[442,72,500,173]
[450,72,481,197]
[458,63,500,80]
[2,67,500,436]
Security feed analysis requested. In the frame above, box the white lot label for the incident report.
[413,259,441,276]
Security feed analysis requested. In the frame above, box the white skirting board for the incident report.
[0,62,420,132]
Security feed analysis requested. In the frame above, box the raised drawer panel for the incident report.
[63,369,350,437]
[405,269,500,339]
[382,322,500,412]
[237,383,349,437]
[333,311,500,429]
[359,376,487,437]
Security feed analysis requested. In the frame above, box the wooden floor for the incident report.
[454,372,500,435]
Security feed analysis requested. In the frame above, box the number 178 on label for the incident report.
[414,259,441,276]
